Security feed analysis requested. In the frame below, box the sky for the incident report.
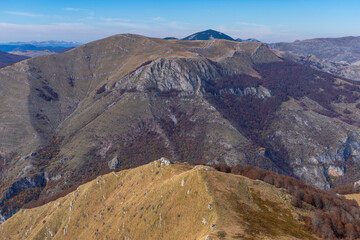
[1,0,360,43]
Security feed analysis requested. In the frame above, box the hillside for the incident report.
[0,51,29,68]
[0,159,316,240]
[3,34,360,221]
[9,48,75,58]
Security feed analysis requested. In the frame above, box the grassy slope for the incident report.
[0,159,316,240]
[346,193,360,204]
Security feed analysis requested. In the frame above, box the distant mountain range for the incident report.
[269,36,360,64]
[0,41,78,68]
[237,37,261,43]
[5,40,81,47]
[269,36,360,80]
[0,41,81,52]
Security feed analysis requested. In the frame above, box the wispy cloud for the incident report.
[152,17,163,21]
[101,17,131,22]
[99,18,154,30]
[0,22,109,42]
[5,11,43,17]
[63,8,87,11]
[106,21,153,30]
[236,22,265,27]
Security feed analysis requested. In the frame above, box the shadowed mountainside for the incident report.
[0,51,29,68]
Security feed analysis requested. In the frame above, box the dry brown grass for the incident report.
[345,193,360,204]
[0,160,315,240]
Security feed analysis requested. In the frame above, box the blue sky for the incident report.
[1,0,359,43]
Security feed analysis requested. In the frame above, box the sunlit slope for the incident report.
[0,159,315,240]
[346,193,360,204]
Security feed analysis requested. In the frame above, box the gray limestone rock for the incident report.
[108,156,121,170]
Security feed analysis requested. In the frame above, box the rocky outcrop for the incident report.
[108,156,120,169]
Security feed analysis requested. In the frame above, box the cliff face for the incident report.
[0,160,315,240]
[2,34,360,221]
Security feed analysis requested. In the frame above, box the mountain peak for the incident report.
[182,29,235,41]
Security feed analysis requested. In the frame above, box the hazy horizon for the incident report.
[2,0,360,43]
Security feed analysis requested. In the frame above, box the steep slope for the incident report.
[183,29,235,41]
[0,159,315,240]
[2,34,360,221]
[0,51,29,68]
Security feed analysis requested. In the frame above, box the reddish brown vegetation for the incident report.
[333,185,358,195]
[32,136,63,170]
[211,163,360,239]
[204,60,360,180]
[256,61,360,108]
[128,60,152,75]
[2,188,43,216]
